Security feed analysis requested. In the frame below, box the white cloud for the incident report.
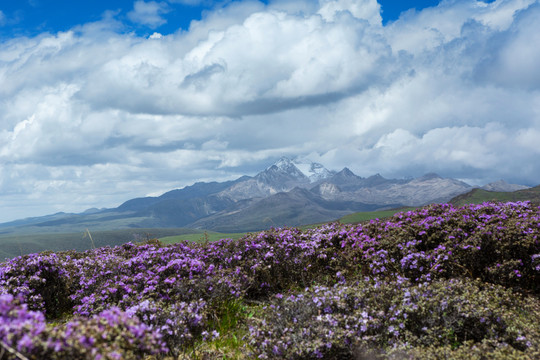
[74,3,393,117]
[0,0,540,222]
[128,1,171,28]
[385,0,537,54]
[0,10,6,26]
[474,2,540,90]
[318,0,382,25]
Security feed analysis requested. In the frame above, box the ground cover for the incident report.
[338,207,418,225]
[159,232,246,245]
[450,185,540,207]
[0,201,539,359]
[0,228,201,260]
[158,209,414,245]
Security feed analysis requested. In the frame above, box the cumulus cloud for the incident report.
[318,0,382,25]
[75,1,393,117]
[474,2,540,90]
[0,0,539,222]
[128,0,171,28]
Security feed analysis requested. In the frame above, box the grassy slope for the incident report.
[450,185,540,206]
[161,209,418,245]
[338,186,540,228]
[160,232,247,245]
[0,228,201,260]
[338,207,418,224]
[0,206,419,259]
[1,206,406,259]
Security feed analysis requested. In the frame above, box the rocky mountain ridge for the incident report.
[481,180,530,192]
[0,157,531,233]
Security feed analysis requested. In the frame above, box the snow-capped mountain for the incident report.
[266,157,309,181]
[291,157,335,183]
[2,156,534,238]
[219,157,334,200]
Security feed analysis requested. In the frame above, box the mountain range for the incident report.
[0,157,531,234]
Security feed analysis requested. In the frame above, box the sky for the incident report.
[0,0,539,223]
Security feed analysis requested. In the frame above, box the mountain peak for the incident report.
[271,157,295,171]
[293,157,334,183]
[257,157,307,186]
[267,156,334,183]
[265,157,306,179]
[336,167,356,177]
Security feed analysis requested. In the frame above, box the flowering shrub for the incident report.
[0,252,73,317]
[0,201,538,358]
[0,294,166,359]
[125,299,208,356]
[324,202,540,294]
[50,307,167,359]
[0,294,49,357]
[248,278,540,359]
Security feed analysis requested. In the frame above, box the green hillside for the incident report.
[159,231,246,244]
[450,185,540,206]
[338,207,418,224]
[0,228,200,260]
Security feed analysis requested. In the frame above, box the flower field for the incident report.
[1,202,539,359]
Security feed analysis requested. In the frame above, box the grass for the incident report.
[159,232,247,245]
[159,209,417,246]
[338,207,418,224]
[0,228,200,260]
[186,299,258,360]
[450,189,519,206]
[450,186,540,206]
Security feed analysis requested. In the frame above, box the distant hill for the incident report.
[450,185,540,206]
[481,179,530,192]
[0,228,200,260]
[0,156,532,237]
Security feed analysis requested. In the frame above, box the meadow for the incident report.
[0,201,539,359]
[0,229,203,260]
[0,208,409,260]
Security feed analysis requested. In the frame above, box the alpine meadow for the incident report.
[1,0,540,359]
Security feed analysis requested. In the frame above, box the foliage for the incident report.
[248,278,540,359]
[0,295,165,359]
[0,252,73,318]
[0,201,539,359]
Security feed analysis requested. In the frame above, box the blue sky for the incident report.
[0,0,539,222]
[1,0,460,38]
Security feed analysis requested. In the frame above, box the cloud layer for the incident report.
[1,0,539,222]
[128,1,172,28]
